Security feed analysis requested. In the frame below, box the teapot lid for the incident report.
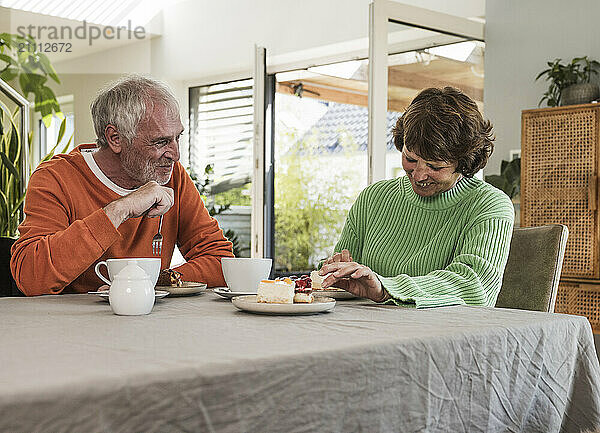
[114,260,151,281]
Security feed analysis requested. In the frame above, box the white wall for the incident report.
[484,0,600,174]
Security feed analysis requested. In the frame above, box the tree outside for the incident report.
[274,94,367,272]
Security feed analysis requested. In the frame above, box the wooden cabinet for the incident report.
[521,103,600,331]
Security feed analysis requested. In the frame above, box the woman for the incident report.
[320,87,514,308]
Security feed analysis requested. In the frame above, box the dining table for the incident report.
[1,291,600,433]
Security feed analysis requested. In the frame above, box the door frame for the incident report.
[252,45,266,258]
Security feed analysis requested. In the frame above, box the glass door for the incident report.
[272,60,370,275]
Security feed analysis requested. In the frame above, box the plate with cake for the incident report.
[156,282,207,296]
[155,269,207,296]
[231,277,335,315]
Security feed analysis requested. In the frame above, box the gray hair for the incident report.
[91,75,180,148]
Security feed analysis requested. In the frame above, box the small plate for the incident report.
[155,282,207,296]
[312,288,358,300]
[213,287,258,299]
[88,290,169,301]
[231,295,335,315]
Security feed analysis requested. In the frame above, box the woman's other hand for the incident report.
[319,260,390,303]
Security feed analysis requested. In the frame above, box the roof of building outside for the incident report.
[300,101,402,153]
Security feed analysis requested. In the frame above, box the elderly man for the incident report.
[11,75,234,296]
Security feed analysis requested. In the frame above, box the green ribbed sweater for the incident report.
[335,176,514,308]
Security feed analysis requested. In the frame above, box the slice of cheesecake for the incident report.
[257,279,295,303]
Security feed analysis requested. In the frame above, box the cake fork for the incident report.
[152,215,163,256]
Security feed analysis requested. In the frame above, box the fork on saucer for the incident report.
[152,215,163,256]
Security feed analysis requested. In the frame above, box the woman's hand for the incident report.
[322,249,353,265]
[319,257,390,303]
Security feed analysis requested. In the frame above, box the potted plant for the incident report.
[536,56,600,107]
[485,158,521,200]
[485,157,521,226]
[0,33,66,296]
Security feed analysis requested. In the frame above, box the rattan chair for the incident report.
[495,224,568,312]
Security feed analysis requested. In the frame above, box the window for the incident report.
[189,79,254,257]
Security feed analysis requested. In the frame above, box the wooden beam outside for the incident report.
[276,82,413,112]
[388,68,483,101]
[276,82,367,107]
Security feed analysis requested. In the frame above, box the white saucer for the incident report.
[231,295,336,315]
[155,282,207,296]
[88,290,169,301]
[213,287,258,299]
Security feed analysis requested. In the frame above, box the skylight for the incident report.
[0,0,172,26]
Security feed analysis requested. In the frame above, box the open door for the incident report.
[252,45,266,258]
[368,0,485,183]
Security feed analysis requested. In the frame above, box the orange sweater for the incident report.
[11,144,234,295]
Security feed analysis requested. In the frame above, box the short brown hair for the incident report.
[392,87,494,177]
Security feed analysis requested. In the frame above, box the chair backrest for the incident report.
[495,224,568,312]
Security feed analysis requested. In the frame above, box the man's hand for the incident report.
[104,181,174,228]
[319,259,390,303]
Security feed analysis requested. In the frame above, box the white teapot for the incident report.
[109,260,155,316]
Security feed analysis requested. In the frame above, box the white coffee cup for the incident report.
[221,257,272,293]
[95,258,161,287]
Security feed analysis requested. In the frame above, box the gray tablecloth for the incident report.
[1,293,599,433]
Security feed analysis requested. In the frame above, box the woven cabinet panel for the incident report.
[557,281,600,332]
[522,106,599,279]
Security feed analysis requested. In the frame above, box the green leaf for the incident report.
[0,150,19,179]
[0,53,15,65]
[535,69,551,81]
[503,159,521,183]
[0,67,18,82]
[56,117,66,145]
[0,33,12,47]
[485,159,520,198]
[37,53,60,84]
[8,193,25,219]
[0,189,10,235]
[485,174,506,190]
[60,133,74,154]
[41,113,53,129]
[35,86,60,117]
[20,72,47,94]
